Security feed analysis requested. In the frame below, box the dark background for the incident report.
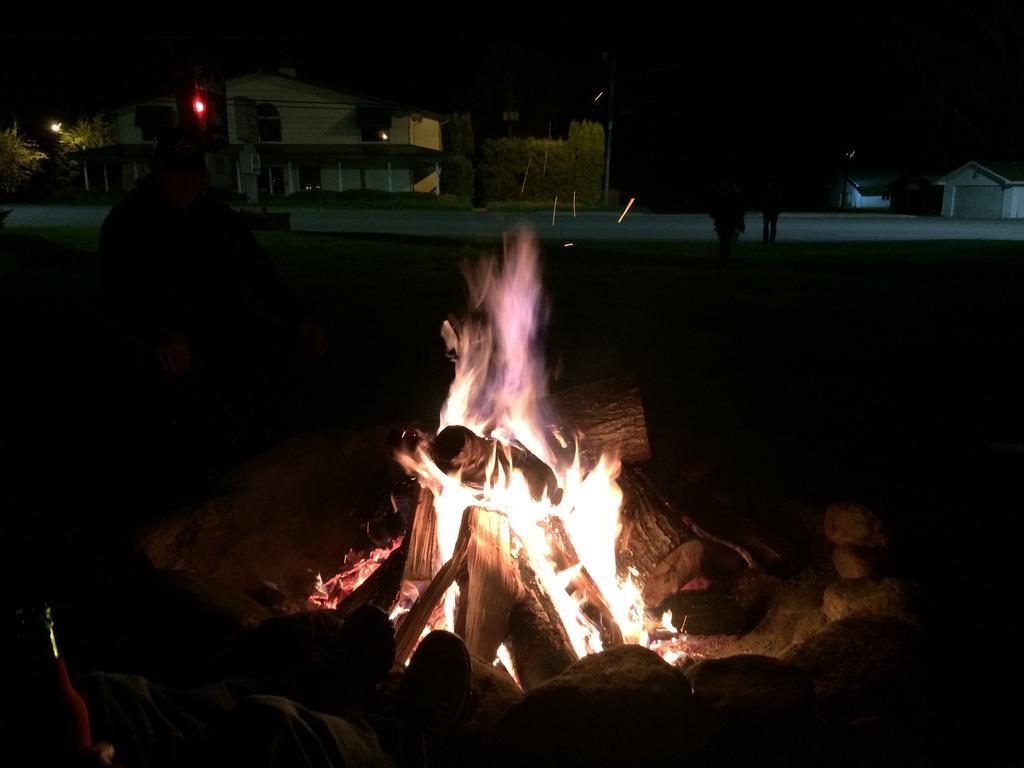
[6,1,1024,209]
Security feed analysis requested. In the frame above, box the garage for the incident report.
[950,185,1004,218]
[940,161,1024,219]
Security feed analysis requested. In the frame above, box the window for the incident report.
[257,103,282,142]
[299,165,321,191]
[134,105,174,141]
[357,106,391,143]
[361,127,391,142]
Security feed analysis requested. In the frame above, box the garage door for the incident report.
[953,186,1004,218]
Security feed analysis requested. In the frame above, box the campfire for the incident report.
[311,229,757,687]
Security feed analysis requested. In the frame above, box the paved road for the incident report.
[8,204,1024,242]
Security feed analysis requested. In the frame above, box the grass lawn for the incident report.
[2,225,1022,596]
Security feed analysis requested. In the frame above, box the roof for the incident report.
[938,160,1024,185]
[107,70,445,121]
[69,142,446,165]
[249,143,446,164]
[229,72,446,121]
[846,170,902,197]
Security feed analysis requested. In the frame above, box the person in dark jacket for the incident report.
[761,180,782,243]
[100,126,327,492]
[709,176,745,260]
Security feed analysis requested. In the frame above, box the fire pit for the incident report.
[309,229,765,685]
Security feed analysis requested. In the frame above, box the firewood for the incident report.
[393,507,473,665]
[430,426,560,503]
[545,517,624,648]
[454,507,522,661]
[506,554,577,689]
[633,464,792,570]
[402,487,441,582]
[545,378,651,466]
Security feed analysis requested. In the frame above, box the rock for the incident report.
[822,578,915,624]
[643,538,746,606]
[439,658,523,767]
[495,645,695,766]
[687,655,823,765]
[717,572,827,658]
[832,544,881,579]
[783,616,923,724]
[687,654,815,714]
[137,431,388,608]
[824,502,889,548]
[662,589,760,635]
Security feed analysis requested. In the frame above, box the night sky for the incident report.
[5,1,1024,208]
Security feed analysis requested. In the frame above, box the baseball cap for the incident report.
[153,126,206,171]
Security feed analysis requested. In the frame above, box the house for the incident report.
[72,70,446,202]
[890,174,944,216]
[829,170,902,209]
[937,161,1024,218]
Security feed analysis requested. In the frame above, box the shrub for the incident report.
[441,155,474,198]
[479,120,604,205]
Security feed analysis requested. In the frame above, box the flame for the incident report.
[398,229,649,658]
[309,536,404,610]
[318,229,688,665]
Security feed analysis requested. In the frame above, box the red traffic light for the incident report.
[193,97,206,116]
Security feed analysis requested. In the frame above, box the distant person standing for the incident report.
[761,181,782,243]
[710,176,745,260]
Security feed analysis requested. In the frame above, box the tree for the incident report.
[45,114,119,195]
[60,114,118,153]
[0,124,46,196]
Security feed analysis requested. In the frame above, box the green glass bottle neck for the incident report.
[14,604,61,660]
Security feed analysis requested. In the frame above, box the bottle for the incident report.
[6,603,92,762]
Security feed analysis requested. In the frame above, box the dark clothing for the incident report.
[99,176,314,498]
[81,673,396,768]
[100,175,302,357]
[710,180,745,260]
[761,183,782,243]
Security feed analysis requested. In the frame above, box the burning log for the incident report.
[544,378,651,466]
[430,426,561,503]
[403,487,441,582]
[546,517,624,648]
[393,507,473,665]
[618,467,751,607]
[506,554,577,689]
[455,507,523,661]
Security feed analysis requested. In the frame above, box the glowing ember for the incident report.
[310,537,404,610]
[617,197,636,224]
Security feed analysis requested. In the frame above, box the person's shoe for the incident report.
[398,630,471,732]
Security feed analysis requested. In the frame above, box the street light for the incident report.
[50,122,62,133]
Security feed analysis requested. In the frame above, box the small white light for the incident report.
[380,131,389,141]
[50,122,62,133]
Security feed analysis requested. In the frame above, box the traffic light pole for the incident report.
[602,56,616,207]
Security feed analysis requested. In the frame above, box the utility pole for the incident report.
[603,55,616,207]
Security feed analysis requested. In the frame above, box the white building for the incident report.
[938,161,1024,219]
[829,171,901,209]
[74,70,445,202]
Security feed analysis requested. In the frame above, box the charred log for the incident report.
[431,426,561,503]
[544,378,651,466]
[506,554,577,690]
[634,465,793,571]
[545,518,624,648]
